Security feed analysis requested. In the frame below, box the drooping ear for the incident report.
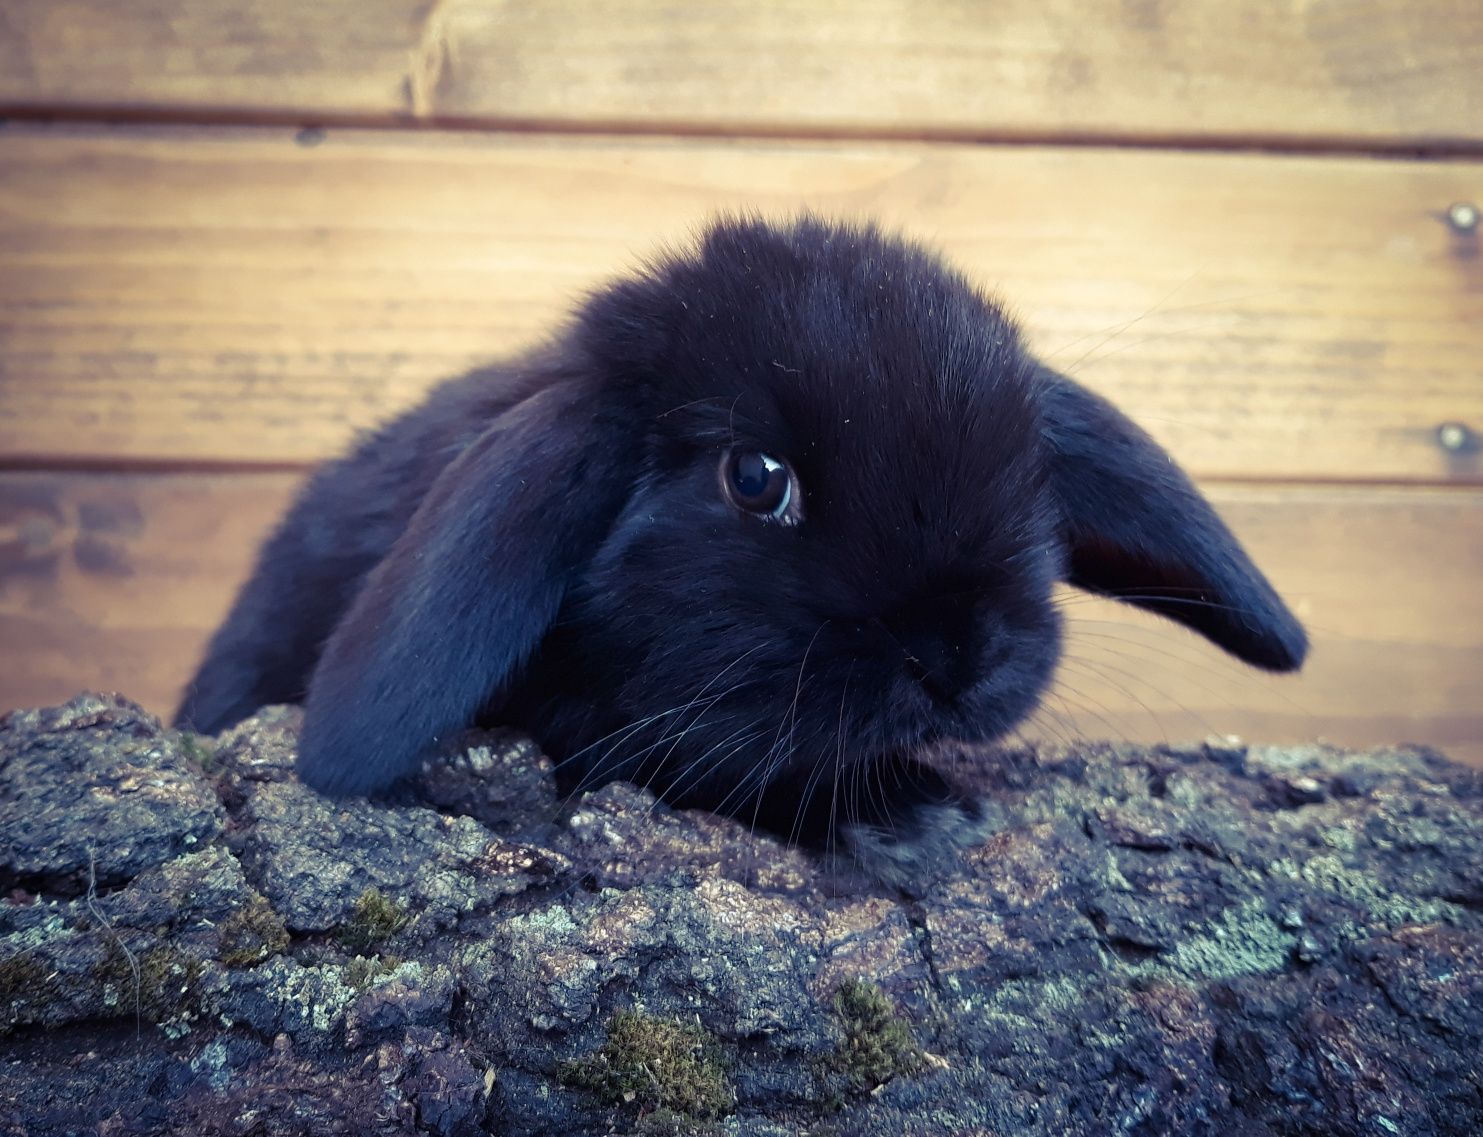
[1037,366,1307,671]
[296,378,633,795]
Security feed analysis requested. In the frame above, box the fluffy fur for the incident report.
[177,216,1307,874]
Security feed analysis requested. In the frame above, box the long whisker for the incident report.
[564,695,735,795]
[659,721,772,809]
[1059,619,1319,719]
[1052,656,1173,741]
[1037,666,1136,740]
[1040,280,1291,364]
[560,643,769,791]
[1050,271,1202,375]
[1055,588,1331,635]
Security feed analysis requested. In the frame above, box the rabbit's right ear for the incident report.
[296,378,632,796]
[1037,366,1307,672]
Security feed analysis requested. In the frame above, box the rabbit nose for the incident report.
[874,603,977,705]
[902,644,963,704]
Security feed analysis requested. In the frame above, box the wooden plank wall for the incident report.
[2,1,1480,765]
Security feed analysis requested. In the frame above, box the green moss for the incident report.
[217,894,290,967]
[630,1107,722,1136]
[96,945,205,1021]
[828,979,924,1092]
[172,730,219,773]
[344,954,404,989]
[0,952,55,1025]
[561,1010,733,1123]
[338,888,409,951]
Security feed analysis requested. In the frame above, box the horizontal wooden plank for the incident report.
[1,473,1479,766]
[1,125,1480,482]
[0,2,1480,147]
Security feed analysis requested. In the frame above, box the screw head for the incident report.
[1446,201,1480,234]
[1437,422,1474,453]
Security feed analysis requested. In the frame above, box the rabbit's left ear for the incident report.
[1037,366,1307,671]
[296,377,633,795]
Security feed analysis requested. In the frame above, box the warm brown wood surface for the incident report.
[1,2,1480,147]
[1,6,1478,766]
[2,472,1478,763]
[2,125,1480,482]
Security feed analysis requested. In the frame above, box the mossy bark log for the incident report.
[2,693,1480,1136]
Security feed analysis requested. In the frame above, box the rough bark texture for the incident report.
[2,692,1480,1136]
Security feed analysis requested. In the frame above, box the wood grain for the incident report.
[2,125,1480,481]
[1,473,1479,765]
[0,2,1479,147]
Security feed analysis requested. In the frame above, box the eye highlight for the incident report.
[720,449,802,524]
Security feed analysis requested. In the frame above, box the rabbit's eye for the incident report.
[721,449,799,523]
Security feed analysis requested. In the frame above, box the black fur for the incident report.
[177,216,1307,874]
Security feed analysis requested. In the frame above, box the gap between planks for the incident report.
[4,106,1483,163]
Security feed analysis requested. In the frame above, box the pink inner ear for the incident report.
[1069,534,1209,599]
[1066,532,1305,674]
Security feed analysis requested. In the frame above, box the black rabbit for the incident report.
[177,215,1306,882]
